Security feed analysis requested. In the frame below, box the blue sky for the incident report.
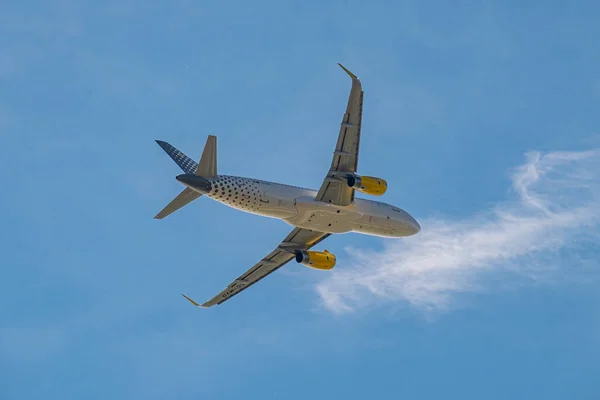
[1,1,600,398]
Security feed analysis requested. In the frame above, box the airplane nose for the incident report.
[410,217,421,234]
[176,174,213,194]
[402,211,421,235]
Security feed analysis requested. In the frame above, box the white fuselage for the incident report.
[200,175,420,238]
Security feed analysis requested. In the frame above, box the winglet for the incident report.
[181,293,200,307]
[338,63,358,80]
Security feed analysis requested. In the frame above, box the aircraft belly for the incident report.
[254,199,297,218]
[351,220,398,237]
[284,196,363,234]
[207,178,299,219]
[351,213,414,237]
[254,186,298,219]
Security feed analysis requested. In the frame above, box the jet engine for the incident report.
[346,174,387,196]
[295,250,336,270]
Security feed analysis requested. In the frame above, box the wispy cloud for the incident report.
[316,149,600,314]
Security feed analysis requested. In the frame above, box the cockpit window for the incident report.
[391,206,401,212]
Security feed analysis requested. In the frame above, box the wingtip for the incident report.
[181,293,200,307]
[337,63,358,80]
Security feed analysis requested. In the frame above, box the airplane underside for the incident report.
[153,63,421,307]
[253,195,415,238]
[283,196,360,234]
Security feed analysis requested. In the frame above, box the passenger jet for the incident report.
[155,64,420,308]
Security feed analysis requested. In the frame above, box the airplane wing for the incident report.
[183,228,331,308]
[315,63,364,206]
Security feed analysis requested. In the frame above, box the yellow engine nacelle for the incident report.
[295,250,336,271]
[347,174,387,196]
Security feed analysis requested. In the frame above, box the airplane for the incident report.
[154,63,421,308]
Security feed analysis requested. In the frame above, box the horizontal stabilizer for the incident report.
[154,188,202,219]
[155,140,199,175]
[196,135,217,177]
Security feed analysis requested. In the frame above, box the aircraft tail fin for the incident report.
[154,135,218,219]
[155,135,217,177]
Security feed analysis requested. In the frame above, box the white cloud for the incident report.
[316,149,600,314]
